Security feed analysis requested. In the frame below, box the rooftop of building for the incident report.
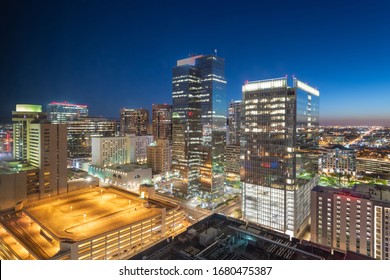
[0,187,180,259]
[312,184,390,202]
[0,160,38,172]
[324,144,355,151]
[100,163,151,173]
[131,214,370,260]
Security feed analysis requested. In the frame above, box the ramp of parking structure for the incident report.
[0,234,24,260]
[0,219,52,260]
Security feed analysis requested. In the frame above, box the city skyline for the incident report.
[1,0,390,125]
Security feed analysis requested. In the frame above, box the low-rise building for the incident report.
[357,158,390,179]
[0,187,187,260]
[89,164,152,189]
[319,144,356,175]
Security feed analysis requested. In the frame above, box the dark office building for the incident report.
[172,54,227,197]
[227,100,242,145]
[120,108,149,136]
[152,104,172,142]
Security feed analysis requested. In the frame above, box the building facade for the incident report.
[311,184,390,259]
[147,139,171,175]
[225,144,241,182]
[47,101,88,123]
[129,135,154,164]
[91,136,129,167]
[319,144,356,175]
[120,108,149,136]
[357,158,390,179]
[12,104,46,161]
[28,121,68,197]
[172,54,227,196]
[241,77,320,237]
[66,117,117,158]
[227,100,242,145]
[152,104,172,142]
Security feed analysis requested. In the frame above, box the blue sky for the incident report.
[1,0,389,125]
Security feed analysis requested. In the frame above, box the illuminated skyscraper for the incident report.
[152,104,172,142]
[241,77,319,237]
[120,108,149,136]
[47,101,88,123]
[12,104,46,161]
[172,54,227,196]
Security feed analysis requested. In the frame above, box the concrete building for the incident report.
[241,77,320,237]
[129,134,154,164]
[319,144,356,175]
[357,158,390,179]
[120,108,149,136]
[131,213,371,260]
[28,121,68,197]
[311,184,390,259]
[89,164,152,189]
[0,187,187,260]
[0,168,27,211]
[67,157,91,172]
[152,104,172,142]
[91,136,129,167]
[12,104,46,161]
[47,101,88,123]
[91,134,153,168]
[147,139,171,175]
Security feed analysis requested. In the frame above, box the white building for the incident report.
[92,136,129,167]
[129,135,154,164]
[89,164,152,189]
[91,135,154,167]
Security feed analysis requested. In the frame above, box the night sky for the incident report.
[1,0,390,125]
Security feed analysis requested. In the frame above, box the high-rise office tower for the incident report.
[152,104,172,142]
[47,101,88,123]
[28,120,67,197]
[172,54,227,196]
[227,100,242,145]
[12,104,46,161]
[120,108,149,136]
[241,77,320,237]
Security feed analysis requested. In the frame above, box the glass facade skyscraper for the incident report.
[47,101,88,123]
[172,54,227,197]
[241,77,319,237]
